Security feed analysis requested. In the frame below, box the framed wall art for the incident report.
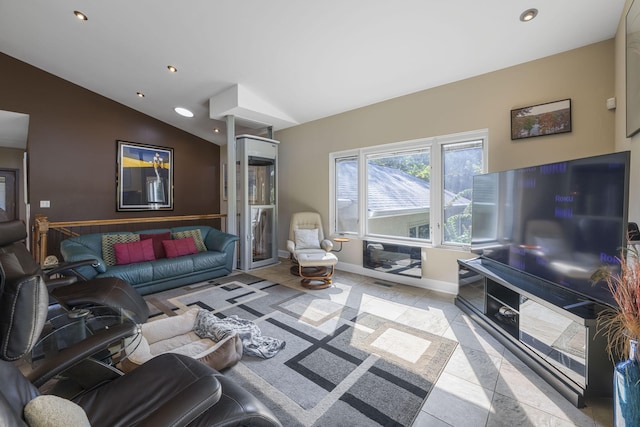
[510,99,572,141]
[116,140,173,211]
[627,0,640,137]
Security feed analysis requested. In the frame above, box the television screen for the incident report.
[471,151,630,307]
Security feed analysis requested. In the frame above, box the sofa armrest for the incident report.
[286,240,295,254]
[59,244,106,279]
[77,354,222,427]
[187,371,283,427]
[45,259,99,283]
[45,276,78,292]
[26,322,138,387]
[320,239,334,252]
[203,229,238,273]
[204,229,239,253]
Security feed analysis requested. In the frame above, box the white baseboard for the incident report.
[278,249,457,296]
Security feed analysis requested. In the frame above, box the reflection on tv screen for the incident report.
[471,152,630,307]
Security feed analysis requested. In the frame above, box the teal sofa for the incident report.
[60,226,238,295]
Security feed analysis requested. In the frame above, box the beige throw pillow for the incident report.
[172,229,207,252]
[294,228,320,249]
[24,395,91,427]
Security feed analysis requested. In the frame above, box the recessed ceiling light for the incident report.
[167,65,178,73]
[520,8,538,22]
[174,107,194,118]
[136,92,145,98]
[213,128,220,133]
[74,10,88,21]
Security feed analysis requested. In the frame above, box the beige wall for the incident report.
[615,0,640,223]
[275,40,616,292]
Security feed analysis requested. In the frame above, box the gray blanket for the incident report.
[194,310,285,359]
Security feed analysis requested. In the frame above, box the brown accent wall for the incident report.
[0,52,219,223]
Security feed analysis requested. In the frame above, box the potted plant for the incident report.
[594,247,640,426]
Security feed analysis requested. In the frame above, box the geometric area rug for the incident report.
[144,273,458,427]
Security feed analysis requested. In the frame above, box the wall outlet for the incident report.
[40,200,50,208]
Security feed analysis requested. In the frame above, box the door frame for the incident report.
[0,168,18,220]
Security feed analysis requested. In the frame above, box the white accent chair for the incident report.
[286,212,337,289]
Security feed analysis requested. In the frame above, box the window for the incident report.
[335,156,358,234]
[366,148,430,240]
[409,223,430,239]
[442,140,484,245]
[330,130,486,247]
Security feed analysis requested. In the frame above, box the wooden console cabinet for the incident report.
[456,257,612,408]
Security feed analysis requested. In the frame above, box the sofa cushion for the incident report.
[191,251,228,271]
[102,234,139,266]
[114,239,156,265]
[151,257,194,281]
[163,237,198,258]
[100,263,154,285]
[172,229,206,252]
[139,232,172,259]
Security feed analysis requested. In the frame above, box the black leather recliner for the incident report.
[0,220,282,427]
[0,219,150,324]
[1,353,224,427]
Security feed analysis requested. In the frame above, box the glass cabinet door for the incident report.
[458,264,485,313]
[248,157,275,206]
[237,136,279,270]
[251,206,274,263]
[248,156,276,266]
[519,297,587,387]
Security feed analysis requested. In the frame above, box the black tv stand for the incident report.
[456,257,611,408]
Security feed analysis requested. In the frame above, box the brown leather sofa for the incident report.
[0,220,282,427]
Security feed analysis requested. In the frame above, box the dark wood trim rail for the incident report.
[33,214,227,264]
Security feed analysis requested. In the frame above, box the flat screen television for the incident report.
[471,151,630,308]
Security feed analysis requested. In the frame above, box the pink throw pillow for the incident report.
[162,237,198,258]
[139,232,172,259]
[113,239,156,265]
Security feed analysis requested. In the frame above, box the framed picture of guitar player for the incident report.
[116,140,173,211]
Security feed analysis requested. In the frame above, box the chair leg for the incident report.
[299,264,334,290]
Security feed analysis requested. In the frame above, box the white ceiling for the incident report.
[0,1,626,145]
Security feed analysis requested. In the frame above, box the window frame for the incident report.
[329,129,488,249]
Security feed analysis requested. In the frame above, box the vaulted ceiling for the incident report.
[0,1,626,145]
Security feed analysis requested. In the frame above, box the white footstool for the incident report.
[297,252,338,289]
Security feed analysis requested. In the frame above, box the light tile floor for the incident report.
[250,260,613,427]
